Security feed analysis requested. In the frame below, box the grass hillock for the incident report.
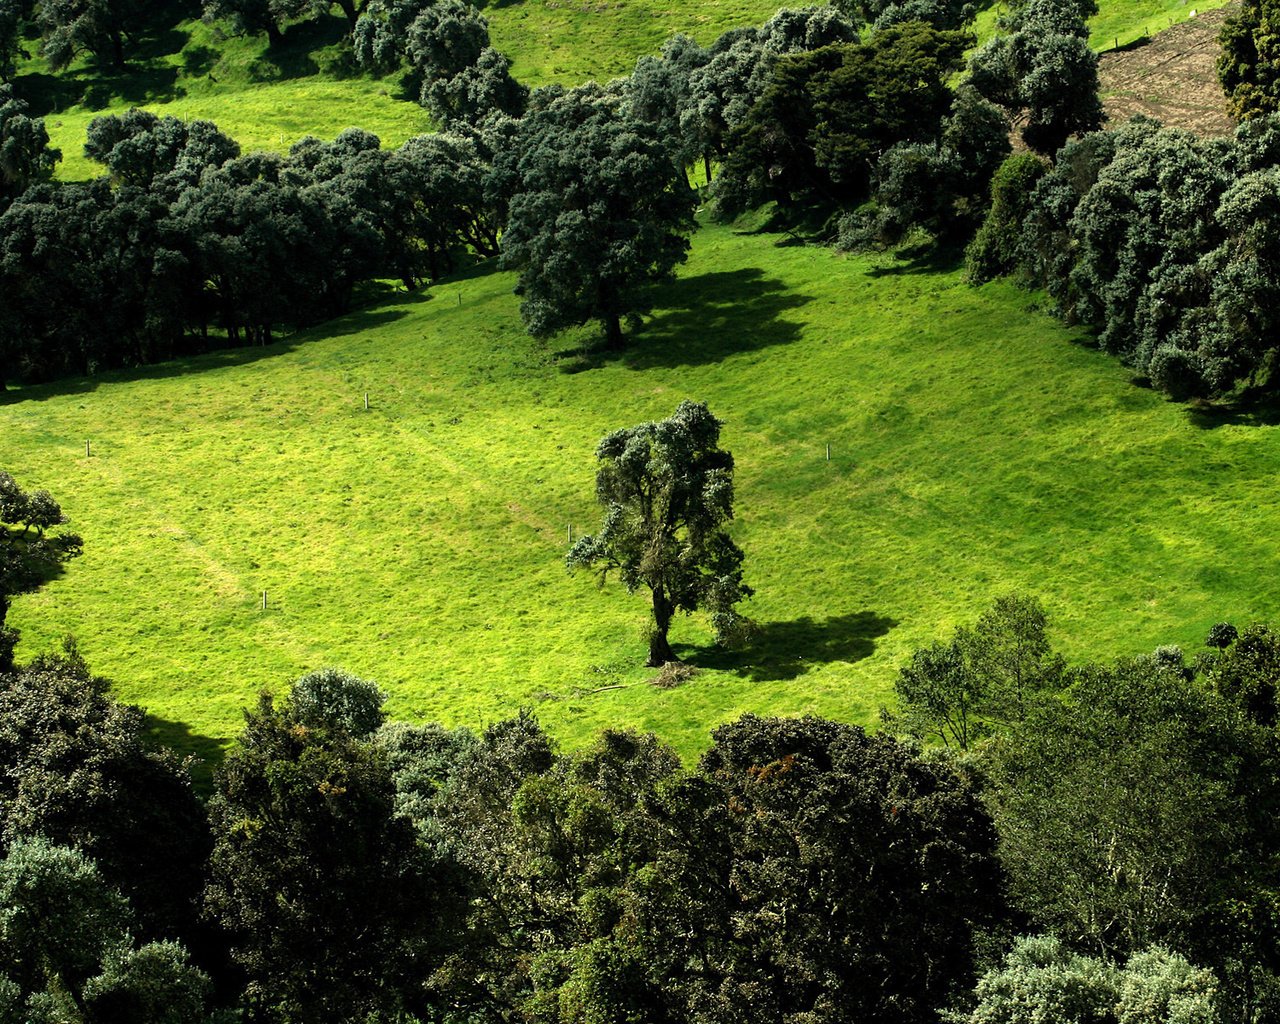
[5,219,1280,762]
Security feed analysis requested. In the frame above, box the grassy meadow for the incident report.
[11,0,1234,181]
[6,219,1280,764]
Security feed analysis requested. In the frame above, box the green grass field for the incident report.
[11,0,1234,180]
[974,0,1230,51]
[6,220,1280,765]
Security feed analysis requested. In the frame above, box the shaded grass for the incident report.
[6,220,1280,765]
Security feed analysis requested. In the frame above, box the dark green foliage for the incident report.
[497,86,696,346]
[969,0,1103,156]
[682,27,765,174]
[426,713,1003,1024]
[1219,0,1280,121]
[625,34,709,172]
[568,400,751,666]
[85,110,240,191]
[1007,116,1280,401]
[948,934,1219,1024]
[838,0,976,31]
[352,0,426,73]
[884,593,1065,749]
[414,712,557,1019]
[441,727,680,1022]
[202,0,305,47]
[1016,126,1120,310]
[1068,124,1229,369]
[421,46,526,127]
[0,838,212,1023]
[679,7,857,188]
[286,666,387,736]
[0,177,187,380]
[0,85,59,211]
[1201,623,1280,727]
[80,940,215,1024]
[0,643,210,944]
[677,714,1005,1023]
[756,3,858,56]
[351,0,524,126]
[0,112,514,388]
[0,474,80,660]
[853,82,1011,249]
[39,0,155,70]
[711,22,970,220]
[0,0,28,83]
[965,153,1047,283]
[205,671,434,1022]
[405,0,526,126]
[406,0,487,81]
[986,652,1280,966]
[0,838,130,1003]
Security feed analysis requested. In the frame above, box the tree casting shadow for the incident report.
[144,715,230,796]
[677,610,898,682]
[560,268,811,371]
[1184,386,1280,429]
[1,306,412,406]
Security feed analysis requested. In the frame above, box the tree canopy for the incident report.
[568,400,751,666]
[497,86,697,348]
[0,473,80,668]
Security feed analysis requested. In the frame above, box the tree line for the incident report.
[12,0,1280,406]
[0,0,1099,390]
[4,577,1279,1020]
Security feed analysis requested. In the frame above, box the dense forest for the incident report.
[6,0,1280,1020]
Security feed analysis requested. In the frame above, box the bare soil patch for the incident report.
[1099,4,1239,137]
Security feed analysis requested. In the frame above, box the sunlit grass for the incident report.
[6,220,1280,767]
[974,0,1230,50]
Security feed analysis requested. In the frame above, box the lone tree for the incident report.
[497,86,697,349]
[567,400,751,666]
[0,471,81,669]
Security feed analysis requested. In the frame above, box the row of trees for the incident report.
[0,99,508,385]
[5,592,1277,1021]
[967,113,1280,400]
[889,597,1280,1018]
[9,2,1018,387]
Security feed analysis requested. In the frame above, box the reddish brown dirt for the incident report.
[1098,4,1239,137]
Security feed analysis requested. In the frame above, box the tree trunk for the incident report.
[704,152,712,184]
[111,31,125,68]
[336,0,358,30]
[603,311,624,351]
[647,589,677,667]
[266,21,283,47]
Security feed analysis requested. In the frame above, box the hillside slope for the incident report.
[6,221,1280,761]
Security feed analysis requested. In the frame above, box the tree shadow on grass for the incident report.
[0,306,413,406]
[558,268,812,372]
[676,610,898,682]
[864,239,967,279]
[1184,387,1280,429]
[144,715,231,796]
